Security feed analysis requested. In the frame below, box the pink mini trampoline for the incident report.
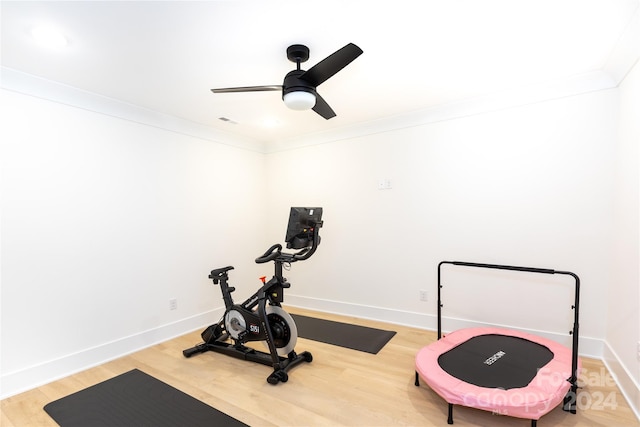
[415,261,581,427]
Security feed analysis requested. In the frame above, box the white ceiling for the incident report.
[2,1,638,146]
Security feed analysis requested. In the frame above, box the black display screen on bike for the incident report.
[284,207,323,249]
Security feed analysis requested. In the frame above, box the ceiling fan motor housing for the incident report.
[282,70,317,98]
[283,44,316,100]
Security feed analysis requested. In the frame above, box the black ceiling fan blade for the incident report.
[312,93,336,119]
[300,43,363,87]
[211,85,282,93]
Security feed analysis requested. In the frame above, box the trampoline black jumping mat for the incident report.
[44,369,248,427]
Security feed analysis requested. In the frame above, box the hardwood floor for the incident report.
[2,307,639,426]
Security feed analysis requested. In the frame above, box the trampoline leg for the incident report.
[563,384,578,414]
[447,403,453,424]
[531,420,537,427]
[414,372,420,386]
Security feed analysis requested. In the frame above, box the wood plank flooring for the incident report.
[2,307,639,426]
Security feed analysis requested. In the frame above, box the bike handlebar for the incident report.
[255,243,282,264]
[255,222,322,265]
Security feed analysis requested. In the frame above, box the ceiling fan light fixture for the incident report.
[283,90,316,110]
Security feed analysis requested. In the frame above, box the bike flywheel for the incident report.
[264,306,298,356]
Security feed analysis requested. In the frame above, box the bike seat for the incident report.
[209,266,234,279]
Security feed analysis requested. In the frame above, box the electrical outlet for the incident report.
[378,178,392,190]
[169,298,178,311]
[419,290,428,302]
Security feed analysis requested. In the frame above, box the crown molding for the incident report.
[1,67,266,153]
[266,70,618,153]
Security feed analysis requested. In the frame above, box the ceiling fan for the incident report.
[211,43,363,120]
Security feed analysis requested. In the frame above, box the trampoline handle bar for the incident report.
[448,261,556,275]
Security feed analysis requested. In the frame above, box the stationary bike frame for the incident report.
[183,224,321,384]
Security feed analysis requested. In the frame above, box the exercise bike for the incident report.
[183,207,323,384]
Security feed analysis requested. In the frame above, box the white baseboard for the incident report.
[603,341,640,422]
[284,294,604,358]
[0,309,223,399]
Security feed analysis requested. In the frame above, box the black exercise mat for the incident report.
[291,314,396,354]
[44,369,248,427]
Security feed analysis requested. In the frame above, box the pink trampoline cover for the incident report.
[415,327,580,421]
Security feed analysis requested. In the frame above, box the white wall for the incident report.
[0,88,267,397]
[607,56,640,416]
[266,89,619,355]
